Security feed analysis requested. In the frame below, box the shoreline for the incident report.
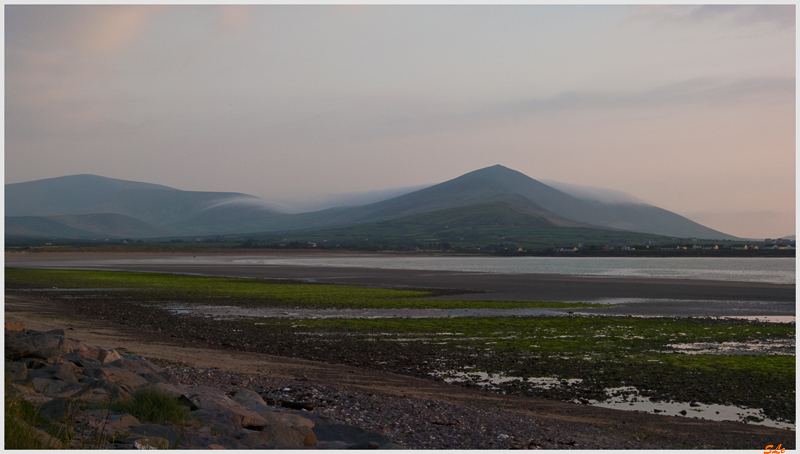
[4,292,795,449]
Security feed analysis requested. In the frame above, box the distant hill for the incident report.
[5,167,738,241]
[5,174,281,237]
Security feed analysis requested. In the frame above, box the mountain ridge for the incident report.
[5,167,738,241]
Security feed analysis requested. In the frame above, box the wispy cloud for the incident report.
[499,77,794,118]
[629,5,795,30]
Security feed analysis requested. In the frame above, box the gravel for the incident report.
[153,358,665,450]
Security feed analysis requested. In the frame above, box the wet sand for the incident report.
[6,252,795,318]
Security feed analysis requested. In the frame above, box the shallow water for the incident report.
[230,256,795,284]
[430,370,795,430]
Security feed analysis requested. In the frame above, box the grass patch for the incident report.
[5,378,47,449]
[109,388,190,426]
[4,268,604,309]
[283,316,794,353]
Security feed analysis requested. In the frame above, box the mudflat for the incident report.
[4,251,796,448]
[4,291,795,449]
[5,251,795,307]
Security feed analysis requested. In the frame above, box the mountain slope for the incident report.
[5,174,280,230]
[351,165,734,239]
[5,213,169,238]
[5,167,736,240]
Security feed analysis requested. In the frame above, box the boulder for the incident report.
[134,437,170,450]
[189,409,243,436]
[232,388,268,409]
[73,410,142,437]
[184,386,269,429]
[81,366,149,391]
[84,347,123,365]
[6,361,28,381]
[11,382,53,405]
[239,412,317,448]
[70,387,112,404]
[6,332,72,360]
[30,378,85,398]
[27,364,79,383]
[129,424,182,447]
[5,321,26,331]
[312,423,391,447]
[108,356,163,375]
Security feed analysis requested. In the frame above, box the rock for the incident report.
[38,397,80,423]
[134,436,170,449]
[232,388,267,409]
[73,410,142,437]
[6,361,28,381]
[143,382,184,399]
[238,423,317,448]
[6,332,72,360]
[71,387,112,404]
[27,363,79,383]
[5,321,26,331]
[312,423,391,447]
[64,338,89,353]
[84,347,124,364]
[30,377,85,398]
[81,366,149,391]
[249,412,317,448]
[108,356,164,375]
[280,400,314,411]
[184,386,269,429]
[140,372,167,384]
[189,409,243,436]
[11,382,53,405]
[129,424,181,447]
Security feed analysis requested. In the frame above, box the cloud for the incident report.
[629,5,795,30]
[540,180,645,205]
[6,5,166,56]
[500,77,794,118]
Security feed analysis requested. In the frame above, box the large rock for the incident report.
[183,386,269,429]
[108,356,163,375]
[5,332,73,360]
[240,412,317,448]
[83,347,124,365]
[81,366,149,391]
[27,364,79,383]
[73,410,142,437]
[312,423,392,447]
[6,361,28,381]
[30,378,85,398]
[5,321,26,332]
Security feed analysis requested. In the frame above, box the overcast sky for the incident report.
[5,5,795,239]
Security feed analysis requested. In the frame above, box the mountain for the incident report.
[5,167,737,241]
[5,174,281,236]
[253,165,734,239]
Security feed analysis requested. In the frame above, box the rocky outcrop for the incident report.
[5,322,402,449]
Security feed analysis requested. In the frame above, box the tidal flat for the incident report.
[6,268,795,429]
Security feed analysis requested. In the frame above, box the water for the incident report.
[430,370,795,430]
[232,256,795,284]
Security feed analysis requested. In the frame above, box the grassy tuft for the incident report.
[109,388,190,426]
[5,372,46,449]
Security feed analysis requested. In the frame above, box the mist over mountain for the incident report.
[266,184,433,214]
[538,180,644,205]
[5,166,738,241]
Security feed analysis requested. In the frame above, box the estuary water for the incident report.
[232,256,795,285]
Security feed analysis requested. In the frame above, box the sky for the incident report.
[4,4,796,239]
